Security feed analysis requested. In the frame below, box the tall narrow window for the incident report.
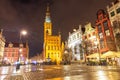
[103,21,109,30]
[113,21,118,29]
[48,53,50,58]
[51,46,53,50]
[99,33,103,39]
[105,30,110,36]
[98,25,102,33]
[100,39,105,49]
[110,11,115,17]
[116,7,120,14]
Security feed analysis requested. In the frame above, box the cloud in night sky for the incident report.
[0,0,114,57]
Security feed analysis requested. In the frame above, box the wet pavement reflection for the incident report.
[1,64,120,80]
[23,65,120,80]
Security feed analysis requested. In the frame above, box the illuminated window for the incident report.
[99,33,103,38]
[105,30,110,36]
[53,46,55,50]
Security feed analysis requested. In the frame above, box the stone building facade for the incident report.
[67,25,83,61]
[4,42,29,64]
[107,0,120,51]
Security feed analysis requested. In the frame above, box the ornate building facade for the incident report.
[95,9,116,54]
[43,4,63,63]
[0,29,5,62]
[82,23,97,57]
[107,0,120,51]
[67,25,83,61]
[4,42,29,64]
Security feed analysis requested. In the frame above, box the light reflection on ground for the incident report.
[1,65,120,80]
[1,67,9,75]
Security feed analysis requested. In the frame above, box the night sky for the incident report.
[0,0,113,57]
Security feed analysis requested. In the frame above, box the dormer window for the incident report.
[8,43,13,48]
[19,43,23,48]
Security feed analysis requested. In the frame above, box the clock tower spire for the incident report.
[45,3,51,23]
[43,3,63,64]
[44,3,52,39]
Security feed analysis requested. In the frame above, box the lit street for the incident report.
[0,0,120,80]
[1,64,120,80]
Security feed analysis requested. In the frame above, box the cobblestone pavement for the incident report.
[1,64,120,80]
[22,65,120,80]
[1,66,23,80]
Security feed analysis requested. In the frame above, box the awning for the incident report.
[87,53,100,58]
[101,51,120,58]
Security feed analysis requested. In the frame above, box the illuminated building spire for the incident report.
[45,3,51,23]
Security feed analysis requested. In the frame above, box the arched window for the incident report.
[46,30,49,34]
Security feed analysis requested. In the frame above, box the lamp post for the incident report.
[20,30,27,43]
[17,30,27,70]
[18,30,27,63]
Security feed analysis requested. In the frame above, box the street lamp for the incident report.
[19,30,27,61]
[20,30,27,43]
[94,41,101,64]
[16,30,27,70]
